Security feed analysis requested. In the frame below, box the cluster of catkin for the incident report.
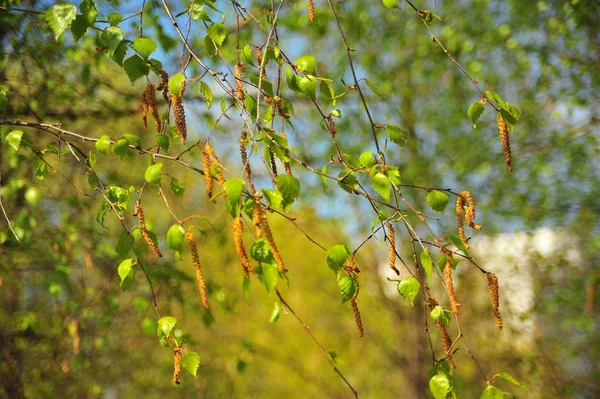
[173,346,183,384]
[427,297,456,369]
[345,259,363,337]
[308,0,315,22]
[386,222,400,275]
[497,115,512,172]
[172,80,187,145]
[455,190,482,249]
[202,144,226,201]
[141,83,161,131]
[186,231,209,309]
[235,62,245,100]
[487,272,503,330]
[134,200,163,257]
[232,216,254,278]
[443,252,460,314]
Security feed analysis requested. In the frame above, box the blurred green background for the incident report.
[1,0,599,397]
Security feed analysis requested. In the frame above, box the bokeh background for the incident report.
[1,0,599,397]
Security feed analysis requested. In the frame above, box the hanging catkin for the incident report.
[134,200,163,257]
[186,231,209,309]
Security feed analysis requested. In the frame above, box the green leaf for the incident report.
[500,103,520,130]
[299,75,317,101]
[123,56,149,84]
[371,173,391,201]
[169,73,186,97]
[189,2,210,21]
[170,177,185,197]
[199,81,213,107]
[295,55,316,75]
[102,26,124,53]
[117,258,133,284]
[0,85,8,113]
[123,134,141,147]
[144,163,163,184]
[116,232,130,256]
[181,351,200,376]
[245,95,257,118]
[338,275,357,303]
[427,190,449,214]
[429,373,451,399]
[437,254,461,272]
[34,156,48,180]
[420,249,433,280]
[241,44,255,66]
[338,169,358,194]
[111,138,128,158]
[449,234,469,256]
[327,245,351,274]
[257,262,278,293]
[250,238,272,262]
[157,316,177,339]
[431,305,451,326]
[484,90,505,107]
[359,150,375,167]
[167,224,185,254]
[110,41,127,66]
[468,101,485,127]
[132,38,157,59]
[46,4,77,40]
[6,130,23,152]
[262,189,283,209]
[480,385,504,399]
[365,78,384,97]
[397,277,420,306]
[107,12,122,26]
[386,124,408,147]
[224,178,245,217]
[156,134,169,151]
[505,394,517,399]
[70,15,89,42]
[269,302,282,323]
[385,167,401,185]
[242,276,251,304]
[207,22,228,47]
[80,0,97,26]
[275,174,300,211]
[495,372,525,388]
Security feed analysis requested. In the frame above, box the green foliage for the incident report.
[145,163,163,184]
[480,385,504,399]
[397,277,420,306]
[181,351,200,376]
[224,178,245,217]
[431,305,452,326]
[338,275,357,303]
[275,174,300,211]
[6,130,23,151]
[46,3,77,40]
[132,38,158,59]
[420,249,433,280]
[168,73,186,97]
[386,124,408,147]
[427,190,449,214]
[468,101,485,127]
[166,224,185,254]
[326,245,351,274]
[269,302,282,323]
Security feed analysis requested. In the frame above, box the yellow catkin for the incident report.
[235,62,245,100]
[444,258,461,314]
[327,115,337,139]
[173,347,183,384]
[308,0,315,22]
[146,82,161,131]
[386,222,399,274]
[204,144,226,196]
[280,133,292,175]
[141,85,149,129]
[257,205,286,273]
[497,115,512,172]
[156,70,170,103]
[455,194,467,247]
[232,216,254,278]
[252,202,263,239]
[487,272,503,330]
[172,93,187,145]
[268,148,278,180]
[239,129,256,195]
[456,191,482,249]
[461,190,482,231]
[202,144,214,202]
[186,231,209,309]
[135,200,163,257]
[436,320,456,369]
[351,297,364,337]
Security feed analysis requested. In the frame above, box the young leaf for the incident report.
[101,26,124,53]
[426,190,449,214]
[199,81,213,107]
[34,156,48,180]
[116,232,130,256]
[107,12,122,26]
[420,249,433,280]
[262,189,283,209]
[168,73,186,97]
[275,174,300,211]
[383,0,399,8]
[242,276,251,304]
[480,385,504,399]
[431,305,451,326]
[429,373,451,399]
[70,15,89,42]
[386,124,408,147]
[257,262,278,293]
[241,44,255,66]
[117,258,133,283]
[207,22,228,47]
[132,38,158,59]
[179,351,200,378]
[397,277,420,306]
[80,0,97,25]
[46,4,77,40]
[250,238,272,262]
[170,177,185,197]
[6,130,23,152]
[167,224,185,253]
[224,178,245,217]
[269,302,282,323]
[484,90,505,108]
[189,2,210,21]
[327,245,351,274]
[449,234,469,256]
[494,372,525,388]
[144,163,163,184]
[156,134,169,151]
[359,150,375,167]
[245,95,257,119]
[338,275,357,303]
[365,78,384,97]
[371,173,391,201]
[467,101,485,127]
[157,316,177,338]
[299,75,317,101]
[295,55,316,75]
[123,56,149,84]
